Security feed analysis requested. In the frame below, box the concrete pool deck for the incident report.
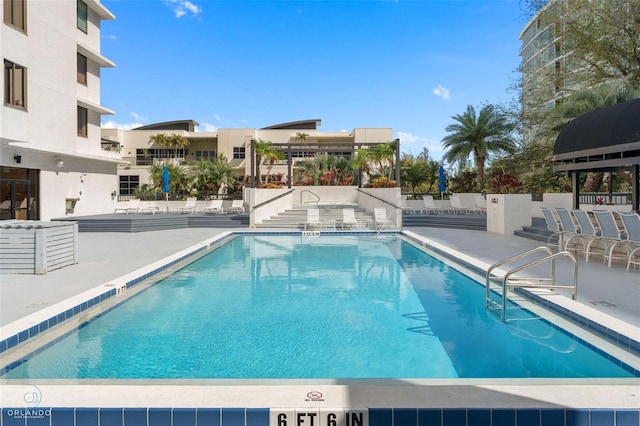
[0,226,639,412]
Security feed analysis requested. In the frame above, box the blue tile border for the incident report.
[2,408,638,426]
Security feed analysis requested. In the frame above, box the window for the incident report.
[233,146,245,159]
[77,53,87,85]
[77,106,88,137]
[4,60,27,109]
[119,175,139,196]
[195,150,217,160]
[77,0,87,33]
[135,148,185,165]
[3,0,26,31]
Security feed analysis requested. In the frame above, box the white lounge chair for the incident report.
[592,210,628,267]
[618,212,640,271]
[474,195,487,214]
[114,198,141,214]
[304,208,322,230]
[140,202,162,215]
[341,208,359,229]
[177,197,197,214]
[540,207,563,248]
[555,208,586,254]
[420,195,440,214]
[449,196,469,214]
[203,199,224,214]
[374,208,392,229]
[228,199,244,213]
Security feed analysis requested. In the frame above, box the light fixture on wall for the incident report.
[13,155,22,164]
[55,157,64,168]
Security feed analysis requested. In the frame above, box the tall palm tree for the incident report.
[441,104,516,191]
[254,139,283,184]
[208,154,235,194]
[349,148,371,187]
[372,141,397,179]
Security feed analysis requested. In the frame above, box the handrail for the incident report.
[485,247,578,322]
[299,190,320,205]
[355,188,404,210]
[250,189,295,213]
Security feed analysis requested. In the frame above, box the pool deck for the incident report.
[1,226,639,410]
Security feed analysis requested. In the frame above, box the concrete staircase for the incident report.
[514,217,554,243]
[402,213,487,231]
[256,205,376,229]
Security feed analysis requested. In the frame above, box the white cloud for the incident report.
[433,84,451,100]
[130,112,148,123]
[101,120,145,130]
[101,34,118,40]
[197,123,218,132]
[396,131,444,160]
[165,0,202,18]
[213,114,221,121]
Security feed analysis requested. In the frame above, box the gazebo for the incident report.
[553,98,640,212]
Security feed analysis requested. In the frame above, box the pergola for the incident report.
[553,98,640,212]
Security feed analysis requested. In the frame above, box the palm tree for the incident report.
[254,139,282,184]
[350,148,372,187]
[441,104,516,191]
[148,133,190,162]
[208,154,235,194]
[372,141,397,179]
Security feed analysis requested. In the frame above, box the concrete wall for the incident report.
[249,188,294,227]
[358,188,403,228]
[486,194,532,235]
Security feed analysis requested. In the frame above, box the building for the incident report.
[102,119,393,197]
[1,0,120,221]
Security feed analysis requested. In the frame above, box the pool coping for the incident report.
[1,230,639,410]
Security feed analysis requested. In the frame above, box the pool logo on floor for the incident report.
[306,391,324,402]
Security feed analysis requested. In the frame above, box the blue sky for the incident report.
[100,0,527,160]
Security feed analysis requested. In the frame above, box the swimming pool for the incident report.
[1,234,636,380]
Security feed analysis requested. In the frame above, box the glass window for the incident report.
[135,148,185,165]
[77,0,87,33]
[233,146,245,159]
[77,53,87,85]
[4,59,27,109]
[3,0,26,31]
[195,150,216,160]
[77,106,88,137]
[119,175,139,196]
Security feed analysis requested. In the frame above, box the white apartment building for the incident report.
[1,0,120,221]
[102,119,394,196]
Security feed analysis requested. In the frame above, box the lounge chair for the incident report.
[474,195,487,214]
[177,197,197,214]
[203,199,224,214]
[374,207,392,229]
[449,195,469,214]
[341,208,359,229]
[571,209,607,262]
[540,207,563,248]
[140,202,162,215]
[555,208,586,254]
[114,198,141,214]
[618,212,640,271]
[592,210,628,267]
[304,208,322,230]
[420,195,440,214]
[228,199,244,213]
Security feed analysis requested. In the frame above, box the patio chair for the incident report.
[449,195,469,214]
[203,199,224,214]
[420,195,441,214]
[540,207,563,248]
[474,195,487,214]
[304,208,322,230]
[114,198,141,214]
[555,208,586,254]
[341,208,359,229]
[618,212,640,271]
[140,201,163,215]
[374,207,393,229]
[228,199,245,213]
[592,210,628,267]
[571,209,607,262]
[177,197,197,214]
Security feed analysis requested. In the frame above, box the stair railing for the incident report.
[299,190,320,205]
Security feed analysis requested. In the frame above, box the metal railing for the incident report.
[299,190,320,205]
[485,247,578,322]
[251,189,295,213]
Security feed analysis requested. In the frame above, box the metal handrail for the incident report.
[485,247,578,322]
[251,189,295,213]
[355,188,404,210]
[299,190,320,205]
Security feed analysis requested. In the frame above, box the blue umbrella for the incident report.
[162,165,170,194]
[438,165,446,193]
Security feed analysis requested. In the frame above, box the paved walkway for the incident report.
[1,227,638,329]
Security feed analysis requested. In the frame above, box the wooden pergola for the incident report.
[553,98,640,212]
[249,139,401,189]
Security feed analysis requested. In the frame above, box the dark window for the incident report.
[119,175,139,195]
[77,106,88,137]
[77,0,87,33]
[77,53,87,85]
[4,59,27,109]
[195,150,217,160]
[233,146,245,159]
[135,148,185,165]
[3,0,26,31]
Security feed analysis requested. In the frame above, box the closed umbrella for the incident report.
[438,165,446,212]
[162,165,170,201]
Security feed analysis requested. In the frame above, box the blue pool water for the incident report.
[2,234,635,379]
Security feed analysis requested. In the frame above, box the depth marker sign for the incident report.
[270,409,369,426]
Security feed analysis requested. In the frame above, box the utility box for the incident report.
[0,221,78,274]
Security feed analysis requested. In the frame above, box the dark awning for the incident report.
[553,98,640,171]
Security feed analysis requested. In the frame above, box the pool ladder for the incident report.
[485,247,578,322]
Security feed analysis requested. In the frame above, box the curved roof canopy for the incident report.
[261,119,321,130]
[134,120,199,132]
[553,98,640,172]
